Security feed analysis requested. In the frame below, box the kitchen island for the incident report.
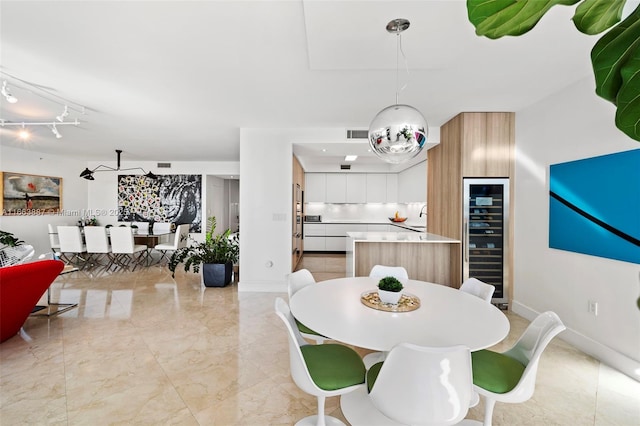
[346,231,461,287]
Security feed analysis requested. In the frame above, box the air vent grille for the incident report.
[157,162,171,168]
[346,129,368,139]
[340,164,351,170]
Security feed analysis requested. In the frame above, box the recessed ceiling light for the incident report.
[322,149,327,152]
[345,155,358,162]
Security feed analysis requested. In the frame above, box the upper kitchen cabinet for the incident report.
[366,174,398,203]
[346,174,366,203]
[305,173,326,202]
[326,174,347,203]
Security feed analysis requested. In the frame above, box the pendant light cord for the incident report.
[395,32,410,105]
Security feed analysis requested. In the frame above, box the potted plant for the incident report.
[0,230,23,248]
[377,276,404,305]
[168,216,239,287]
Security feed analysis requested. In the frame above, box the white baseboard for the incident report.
[237,280,286,292]
[512,301,640,383]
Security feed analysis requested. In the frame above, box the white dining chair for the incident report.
[460,277,495,303]
[286,269,328,344]
[341,343,480,425]
[274,297,366,426]
[84,226,114,270]
[132,221,150,233]
[369,264,409,280]
[47,224,61,252]
[471,311,566,426]
[57,226,87,267]
[154,223,189,265]
[109,226,148,270]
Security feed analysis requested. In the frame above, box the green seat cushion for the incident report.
[471,349,526,394]
[300,344,366,391]
[366,361,384,393]
[295,318,325,337]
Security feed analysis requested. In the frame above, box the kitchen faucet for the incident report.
[419,204,427,217]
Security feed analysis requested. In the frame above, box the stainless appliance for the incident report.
[304,215,321,222]
[463,178,509,305]
[293,184,303,265]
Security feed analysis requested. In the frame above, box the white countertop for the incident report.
[305,220,427,232]
[347,231,459,243]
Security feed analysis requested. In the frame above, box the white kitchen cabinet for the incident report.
[303,237,326,251]
[305,173,326,202]
[303,224,325,236]
[386,174,398,203]
[325,237,347,251]
[325,174,347,203]
[346,174,367,203]
[366,174,387,203]
[367,224,389,232]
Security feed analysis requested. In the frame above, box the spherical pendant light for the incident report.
[368,104,427,164]
[368,19,428,164]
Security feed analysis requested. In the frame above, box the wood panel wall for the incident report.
[354,241,462,287]
[427,112,515,293]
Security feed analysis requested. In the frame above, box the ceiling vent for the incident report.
[157,162,171,168]
[340,164,351,170]
[346,129,368,139]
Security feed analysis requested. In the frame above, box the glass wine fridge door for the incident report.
[463,178,509,305]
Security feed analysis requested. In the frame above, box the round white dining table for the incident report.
[289,276,509,352]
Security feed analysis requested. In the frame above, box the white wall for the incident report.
[238,128,345,291]
[86,160,238,243]
[515,77,640,380]
[0,146,89,255]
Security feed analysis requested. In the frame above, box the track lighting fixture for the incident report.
[79,149,158,181]
[1,80,18,103]
[56,105,69,122]
[0,71,86,140]
[49,123,62,139]
[1,119,79,139]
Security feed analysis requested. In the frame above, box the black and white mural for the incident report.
[118,174,202,232]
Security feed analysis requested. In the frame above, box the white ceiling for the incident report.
[0,0,600,171]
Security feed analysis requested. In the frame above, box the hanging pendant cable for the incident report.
[393,26,410,105]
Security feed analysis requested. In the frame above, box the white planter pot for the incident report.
[378,289,402,305]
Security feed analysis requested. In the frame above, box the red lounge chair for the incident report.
[0,259,64,343]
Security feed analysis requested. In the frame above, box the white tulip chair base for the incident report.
[341,387,482,426]
[295,414,346,426]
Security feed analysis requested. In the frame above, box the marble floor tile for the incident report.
[0,256,638,425]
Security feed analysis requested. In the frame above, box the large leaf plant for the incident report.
[467,0,640,142]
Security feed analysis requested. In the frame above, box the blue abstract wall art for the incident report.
[549,149,640,264]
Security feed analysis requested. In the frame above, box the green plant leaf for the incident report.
[591,5,640,105]
[467,0,580,39]
[573,0,625,35]
[615,55,640,140]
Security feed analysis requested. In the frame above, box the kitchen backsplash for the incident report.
[304,202,426,224]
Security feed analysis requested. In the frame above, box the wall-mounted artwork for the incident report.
[1,172,62,215]
[117,174,202,232]
[549,149,640,264]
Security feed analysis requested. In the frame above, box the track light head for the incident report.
[1,81,18,104]
[56,105,69,122]
[50,124,62,139]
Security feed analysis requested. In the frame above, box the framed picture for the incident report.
[1,172,62,215]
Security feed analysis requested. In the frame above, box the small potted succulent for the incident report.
[377,276,404,305]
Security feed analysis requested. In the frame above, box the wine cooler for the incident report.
[463,178,509,305]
